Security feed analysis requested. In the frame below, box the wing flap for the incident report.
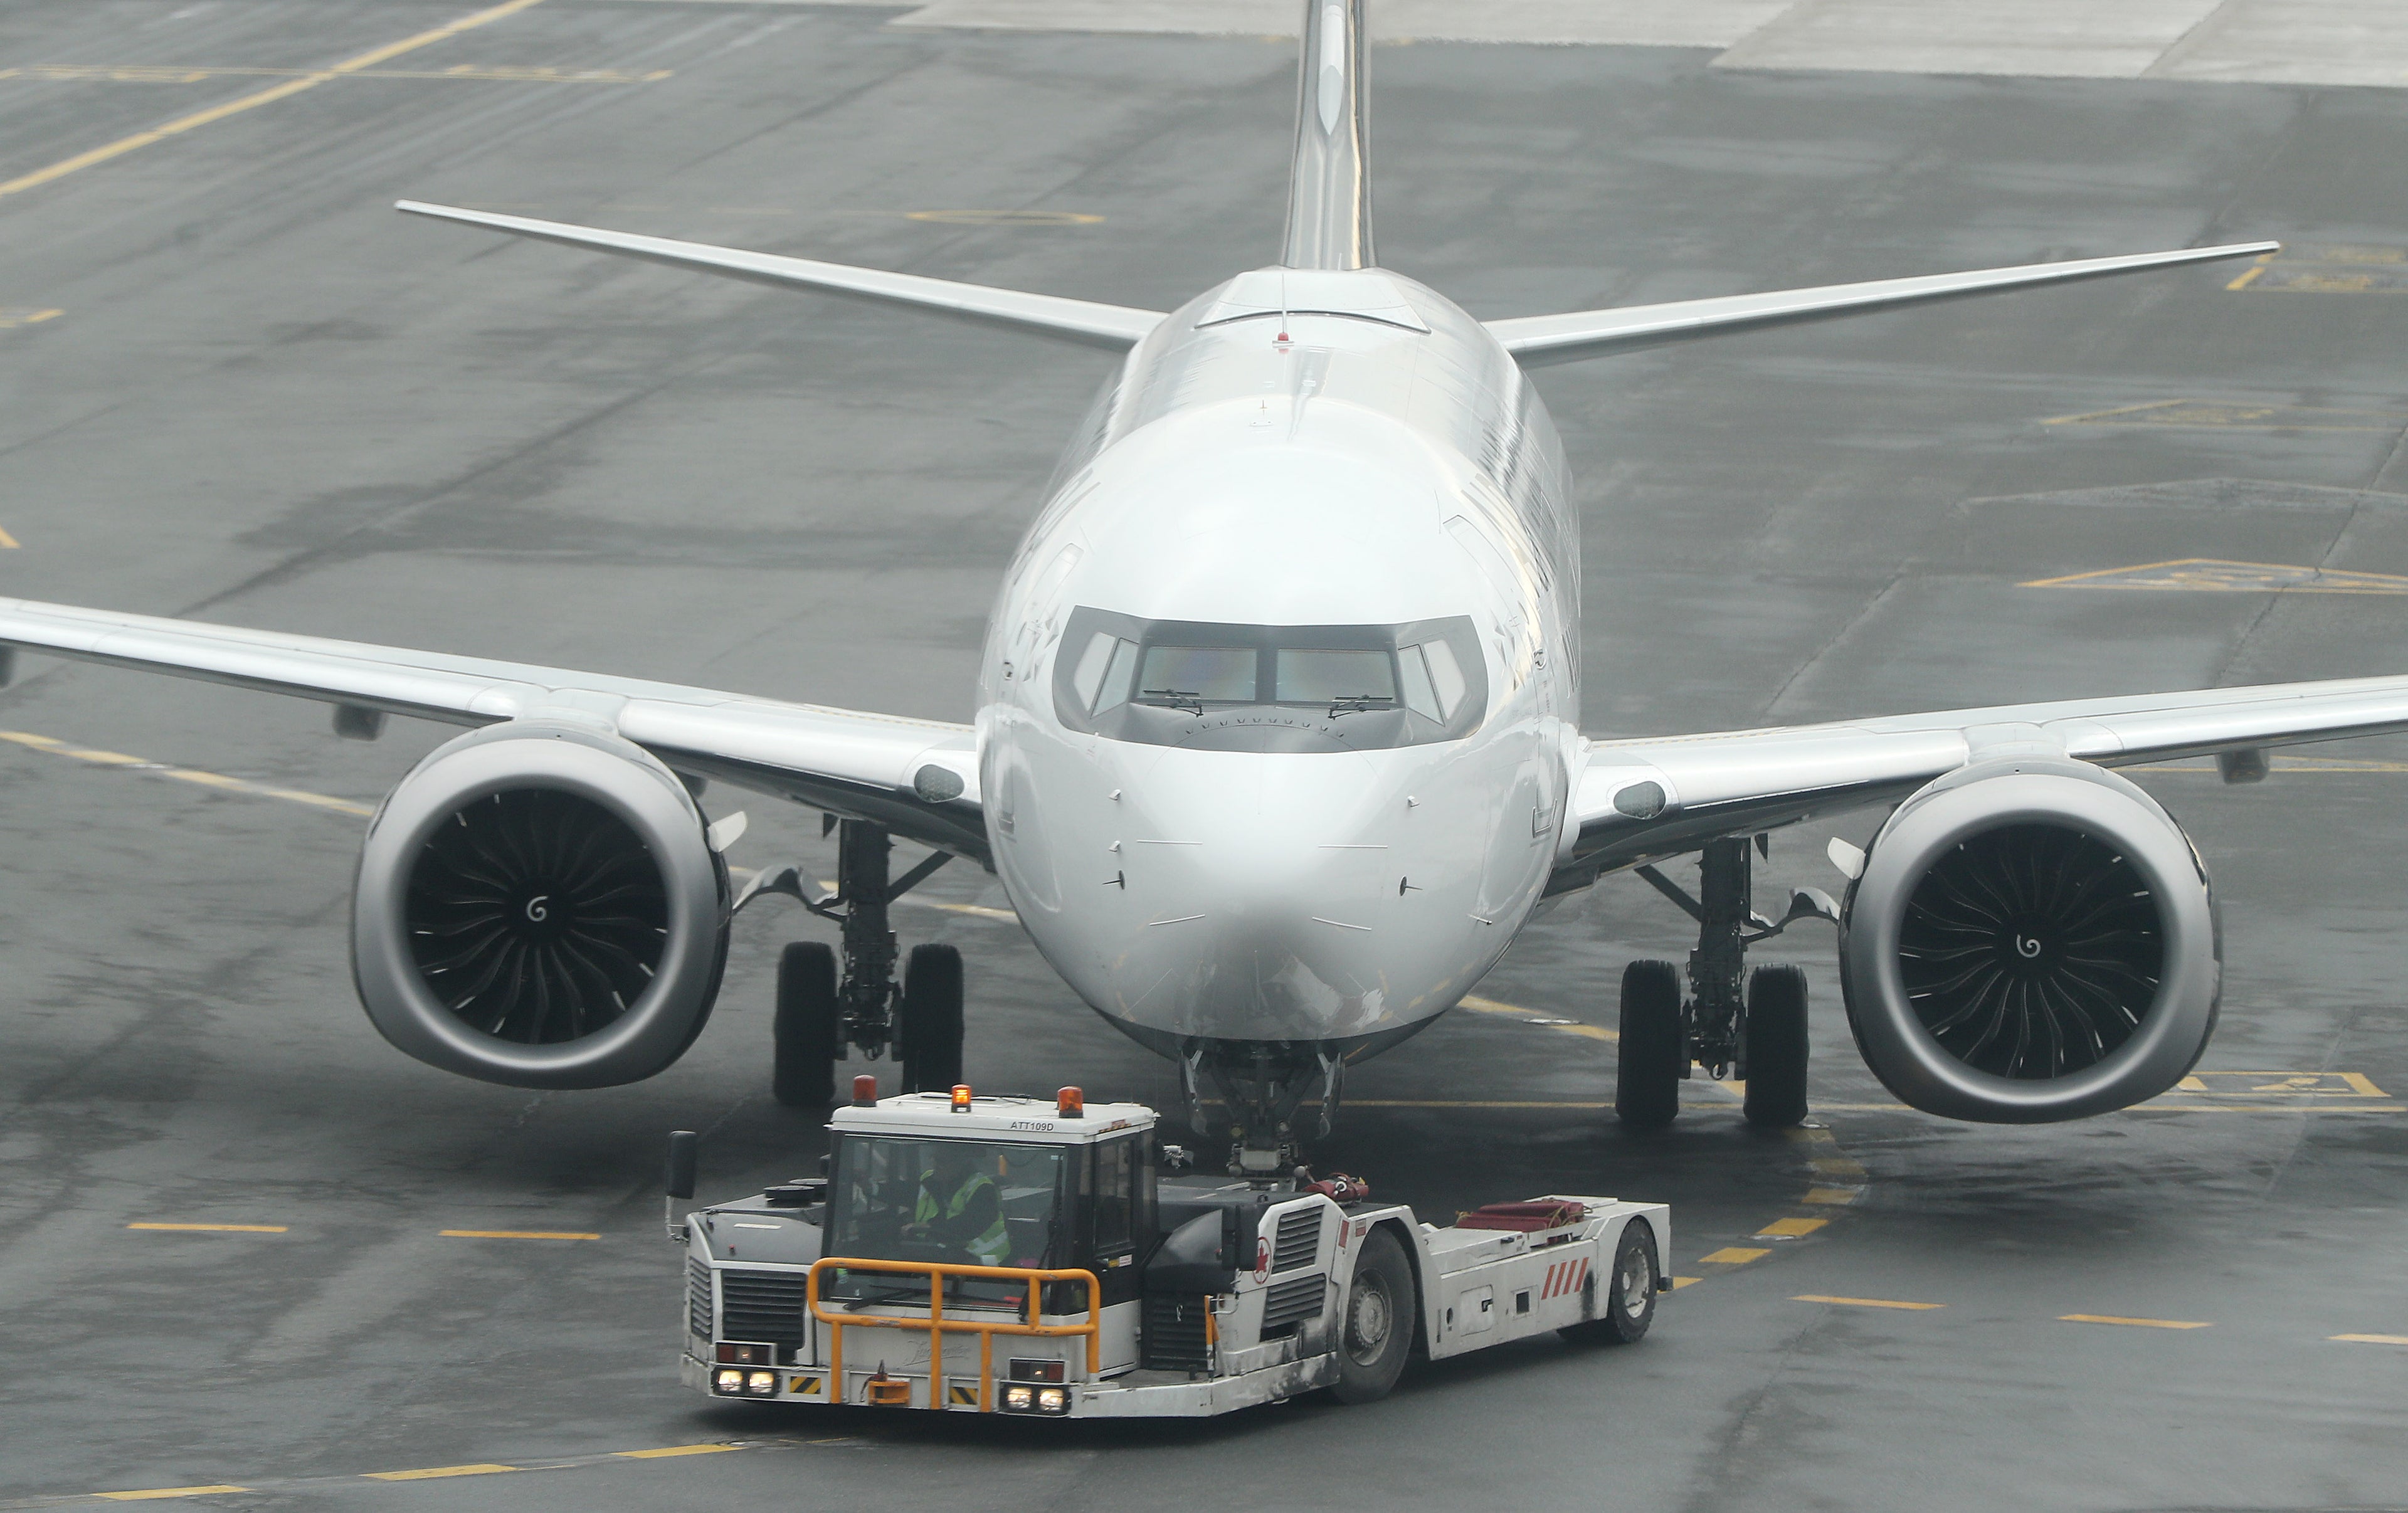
[1489,241,2276,368]
[397,201,1164,351]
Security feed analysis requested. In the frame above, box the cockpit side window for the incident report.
[1052,608,1486,753]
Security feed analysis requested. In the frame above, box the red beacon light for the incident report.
[1057,1087,1084,1119]
[852,1073,878,1107]
[950,1084,974,1114]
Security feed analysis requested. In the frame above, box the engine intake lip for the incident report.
[352,722,727,1089]
[1841,761,2219,1124]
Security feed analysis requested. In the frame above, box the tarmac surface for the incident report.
[2,3,2407,1509]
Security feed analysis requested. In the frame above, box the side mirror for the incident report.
[818,1153,832,1178]
[665,1130,697,1201]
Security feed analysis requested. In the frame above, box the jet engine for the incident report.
[351,720,730,1089]
[1838,756,2220,1122]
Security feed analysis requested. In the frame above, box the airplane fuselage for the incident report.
[978,266,1580,1061]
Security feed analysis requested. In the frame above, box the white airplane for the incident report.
[1,0,2390,1171]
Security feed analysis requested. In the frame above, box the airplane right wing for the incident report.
[1487,241,2276,368]
[1563,670,2408,886]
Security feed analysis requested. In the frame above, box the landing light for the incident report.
[1057,1086,1083,1119]
[951,1084,973,1113]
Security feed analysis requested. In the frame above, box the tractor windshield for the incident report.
[823,1136,1068,1309]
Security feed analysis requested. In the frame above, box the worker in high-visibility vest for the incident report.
[906,1144,1010,1267]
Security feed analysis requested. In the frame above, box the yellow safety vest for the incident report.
[915,1172,1010,1267]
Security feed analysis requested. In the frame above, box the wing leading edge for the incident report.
[1563,672,2408,887]
[396,201,1165,352]
[0,598,987,862]
[1489,241,2277,368]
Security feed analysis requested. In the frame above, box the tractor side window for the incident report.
[1093,1137,1136,1255]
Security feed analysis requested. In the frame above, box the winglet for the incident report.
[1282,0,1373,271]
[396,201,1164,351]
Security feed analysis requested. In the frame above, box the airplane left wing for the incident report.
[1563,672,2408,886]
[0,598,988,862]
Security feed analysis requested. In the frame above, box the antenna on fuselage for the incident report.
[1281,0,1373,271]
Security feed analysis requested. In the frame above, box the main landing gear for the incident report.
[1615,835,1837,1131]
[736,817,963,1107]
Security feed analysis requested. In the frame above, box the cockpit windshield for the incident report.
[825,1136,1067,1308]
[1054,608,1486,752]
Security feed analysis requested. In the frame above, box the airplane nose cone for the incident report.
[1117,751,1402,1039]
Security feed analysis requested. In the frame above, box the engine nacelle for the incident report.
[351,720,730,1089]
[1839,756,2221,1123]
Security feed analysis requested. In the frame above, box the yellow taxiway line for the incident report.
[0,0,549,201]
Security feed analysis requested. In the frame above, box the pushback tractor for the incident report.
[669,1081,1670,1417]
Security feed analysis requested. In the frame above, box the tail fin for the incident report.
[1282,0,1373,271]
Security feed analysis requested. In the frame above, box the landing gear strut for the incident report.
[1181,1042,1344,1178]
[1617,835,1836,1131]
[739,818,961,1106]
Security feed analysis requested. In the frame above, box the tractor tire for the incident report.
[1561,1218,1660,1346]
[1331,1227,1415,1404]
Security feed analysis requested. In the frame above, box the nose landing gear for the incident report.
[1616,835,1837,1131]
[1181,1041,1346,1177]
[740,818,964,1106]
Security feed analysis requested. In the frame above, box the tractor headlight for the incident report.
[1035,1386,1068,1415]
[713,1368,746,1395]
[1003,1385,1034,1411]
[746,1370,778,1398]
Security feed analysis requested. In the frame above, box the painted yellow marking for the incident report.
[1800,1187,1861,1206]
[9,63,667,85]
[0,729,376,816]
[2025,558,2408,593]
[806,875,1017,922]
[0,306,62,329]
[1757,1216,1827,1238]
[0,0,550,203]
[1812,1157,1868,1178]
[2331,1333,2408,1346]
[1793,1295,1944,1311]
[1782,1125,1835,1144]
[0,524,18,548]
[127,1222,287,1233]
[614,1444,739,1459]
[440,1230,599,1240]
[904,209,1103,226]
[1698,1247,1770,1265]
[2039,399,2400,432]
[2172,1070,2387,1098]
[363,1464,518,1481]
[1459,993,1617,1041]
[2059,1314,2210,1330]
[1668,1275,1703,1289]
[95,1488,250,1501]
[2227,245,2408,293]
[1348,1099,1608,1109]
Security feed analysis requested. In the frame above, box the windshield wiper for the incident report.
[1136,688,1205,715]
[1327,694,1396,718]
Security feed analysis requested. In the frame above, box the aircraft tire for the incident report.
[1331,1227,1415,1403]
[1561,1218,1660,1346]
[900,944,964,1094]
[773,942,839,1107]
[1615,960,1683,1130]
[1743,965,1810,1128]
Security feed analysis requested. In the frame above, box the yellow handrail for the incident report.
[806,1257,1102,1411]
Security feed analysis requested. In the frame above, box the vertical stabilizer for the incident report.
[1281,0,1373,271]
